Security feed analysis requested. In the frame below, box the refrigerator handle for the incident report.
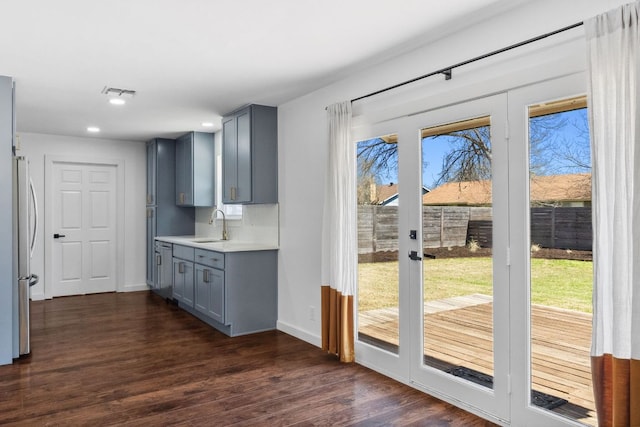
[29,274,39,287]
[29,177,38,258]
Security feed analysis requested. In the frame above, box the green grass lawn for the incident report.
[358,257,593,313]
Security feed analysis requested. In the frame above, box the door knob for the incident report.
[53,233,66,239]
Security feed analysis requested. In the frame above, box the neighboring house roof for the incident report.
[422,173,591,205]
[376,183,398,204]
[375,183,430,205]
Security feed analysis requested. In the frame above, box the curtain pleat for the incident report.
[321,285,354,362]
[586,1,640,425]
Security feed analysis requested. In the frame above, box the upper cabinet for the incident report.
[222,104,277,204]
[146,138,194,286]
[175,131,215,207]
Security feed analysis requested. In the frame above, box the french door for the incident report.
[355,94,510,422]
[354,73,594,426]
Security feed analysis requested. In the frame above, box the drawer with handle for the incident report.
[173,244,195,261]
[194,248,224,270]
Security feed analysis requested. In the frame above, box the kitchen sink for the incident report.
[190,237,223,243]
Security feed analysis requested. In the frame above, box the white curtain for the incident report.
[321,101,356,362]
[586,2,640,425]
[321,101,357,296]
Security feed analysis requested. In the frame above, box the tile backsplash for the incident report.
[195,203,279,246]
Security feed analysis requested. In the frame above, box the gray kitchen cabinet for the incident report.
[175,131,215,207]
[186,248,277,336]
[146,138,194,287]
[172,244,195,307]
[222,104,277,204]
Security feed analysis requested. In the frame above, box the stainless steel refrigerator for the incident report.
[12,156,39,356]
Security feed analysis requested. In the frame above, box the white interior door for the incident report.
[50,161,117,296]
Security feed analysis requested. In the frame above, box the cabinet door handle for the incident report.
[147,208,153,218]
[179,192,185,204]
[179,262,184,274]
[156,254,161,265]
[203,269,210,283]
[147,194,153,204]
[230,186,236,201]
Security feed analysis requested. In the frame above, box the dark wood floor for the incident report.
[0,291,496,426]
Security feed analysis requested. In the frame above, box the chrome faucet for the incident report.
[209,209,228,240]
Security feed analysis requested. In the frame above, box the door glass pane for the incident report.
[357,134,400,353]
[527,96,595,425]
[421,117,494,387]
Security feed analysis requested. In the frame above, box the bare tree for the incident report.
[357,137,397,181]
[529,111,591,176]
[432,126,491,185]
[357,108,591,189]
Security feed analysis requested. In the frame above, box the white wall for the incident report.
[15,132,147,300]
[276,0,630,345]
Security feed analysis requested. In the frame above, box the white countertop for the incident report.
[155,235,279,253]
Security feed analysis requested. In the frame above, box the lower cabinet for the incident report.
[159,241,277,337]
[172,245,195,308]
[195,264,225,324]
[153,241,173,299]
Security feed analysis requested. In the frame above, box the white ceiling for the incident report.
[1,0,521,142]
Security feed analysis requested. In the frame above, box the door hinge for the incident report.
[507,374,512,395]
[505,119,509,140]
[506,247,511,266]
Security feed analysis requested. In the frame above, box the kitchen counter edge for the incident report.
[155,236,279,253]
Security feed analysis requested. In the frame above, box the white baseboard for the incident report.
[121,283,150,293]
[30,284,147,300]
[30,292,46,301]
[277,320,321,348]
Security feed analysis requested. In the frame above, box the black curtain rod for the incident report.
[350,21,584,104]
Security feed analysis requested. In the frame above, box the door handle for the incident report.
[409,251,422,261]
[53,233,66,239]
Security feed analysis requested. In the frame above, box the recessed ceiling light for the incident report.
[87,126,100,133]
[201,122,214,127]
[102,86,136,106]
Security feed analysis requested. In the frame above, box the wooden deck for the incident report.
[358,294,596,426]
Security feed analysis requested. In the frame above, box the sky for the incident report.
[365,108,589,190]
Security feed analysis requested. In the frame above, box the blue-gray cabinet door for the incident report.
[192,132,215,206]
[146,207,156,285]
[222,115,238,202]
[222,104,277,204]
[222,107,251,203]
[176,132,214,207]
[195,264,225,324]
[173,258,194,306]
[175,133,193,206]
[146,140,157,205]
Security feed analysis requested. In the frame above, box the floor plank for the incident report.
[0,291,496,426]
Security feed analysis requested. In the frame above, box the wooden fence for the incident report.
[358,205,592,254]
